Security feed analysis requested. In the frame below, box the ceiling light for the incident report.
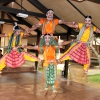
[71,35,76,37]
[16,13,28,18]
[77,0,84,1]
[0,21,5,24]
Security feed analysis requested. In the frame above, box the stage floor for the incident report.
[0,71,100,100]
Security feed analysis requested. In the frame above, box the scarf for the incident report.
[77,24,93,43]
[7,33,22,53]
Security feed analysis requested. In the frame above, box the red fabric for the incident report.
[69,43,89,64]
[5,49,25,68]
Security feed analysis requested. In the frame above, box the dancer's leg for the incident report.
[83,47,91,82]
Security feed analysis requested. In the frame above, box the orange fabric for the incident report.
[39,18,59,34]
[43,46,56,60]
[41,45,58,88]
[43,46,56,67]
[55,81,58,89]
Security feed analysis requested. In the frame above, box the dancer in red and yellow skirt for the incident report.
[0,23,39,76]
[60,15,100,81]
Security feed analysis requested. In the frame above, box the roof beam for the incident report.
[28,0,68,30]
[0,11,5,34]
[2,0,14,6]
[67,0,97,27]
[14,1,26,11]
[0,18,27,24]
[1,11,5,18]
[10,13,41,33]
[0,6,45,18]
[10,13,32,27]
[72,0,100,4]
[0,0,15,3]
[15,1,39,20]
[6,13,13,20]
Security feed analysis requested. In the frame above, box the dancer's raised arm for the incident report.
[24,45,38,50]
[0,33,8,37]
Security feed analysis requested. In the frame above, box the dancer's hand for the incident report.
[24,31,29,36]
[57,59,61,63]
[24,45,28,48]
[17,45,24,48]
[72,39,77,42]
[25,29,30,34]
[5,33,8,37]
[59,45,65,49]
[40,34,44,38]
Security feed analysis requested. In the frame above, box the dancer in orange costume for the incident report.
[26,9,65,37]
[22,34,72,98]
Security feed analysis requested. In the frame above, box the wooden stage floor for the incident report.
[0,71,100,100]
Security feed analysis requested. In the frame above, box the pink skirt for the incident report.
[69,42,89,64]
[60,42,90,64]
[5,49,25,68]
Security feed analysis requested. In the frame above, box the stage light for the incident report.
[16,13,28,18]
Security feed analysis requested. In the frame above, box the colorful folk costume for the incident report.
[39,35,59,92]
[0,28,39,72]
[59,23,97,72]
[39,18,59,35]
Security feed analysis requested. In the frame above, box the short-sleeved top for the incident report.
[78,23,97,42]
[39,18,59,34]
[8,32,24,47]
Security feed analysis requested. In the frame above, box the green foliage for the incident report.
[88,74,100,84]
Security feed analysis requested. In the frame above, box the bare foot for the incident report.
[49,92,57,99]
[83,73,89,83]
[84,73,89,82]
[43,90,48,96]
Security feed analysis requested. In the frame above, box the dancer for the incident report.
[59,15,100,81]
[26,9,64,37]
[22,34,72,98]
[0,23,39,76]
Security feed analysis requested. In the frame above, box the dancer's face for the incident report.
[44,35,51,46]
[15,30,21,35]
[46,10,54,21]
[85,18,92,27]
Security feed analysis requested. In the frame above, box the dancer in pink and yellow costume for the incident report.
[59,15,100,81]
[0,23,39,76]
